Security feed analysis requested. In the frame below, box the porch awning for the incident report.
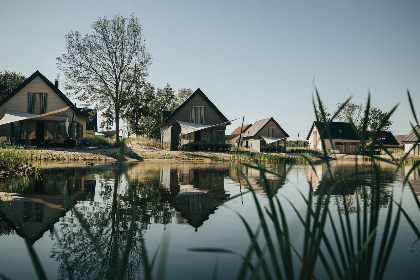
[261,135,285,144]
[177,119,237,136]
[0,107,70,126]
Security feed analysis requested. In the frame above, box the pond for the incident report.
[0,160,419,279]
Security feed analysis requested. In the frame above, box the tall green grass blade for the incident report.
[0,272,11,280]
[407,90,419,125]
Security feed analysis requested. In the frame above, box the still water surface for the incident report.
[0,161,419,279]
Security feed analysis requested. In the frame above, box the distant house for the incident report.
[307,122,360,153]
[240,117,289,152]
[403,125,420,155]
[159,88,230,151]
[80,108,97,135]
[226,124,252,145]
[0,70,86,147]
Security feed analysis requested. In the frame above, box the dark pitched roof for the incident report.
[0,70,82,115]
[403,125,420,142]
[230,124,252,135]
[160,88,228,124]
[243,117,289,138]
[366,131,399,146]
[307,122,360,140]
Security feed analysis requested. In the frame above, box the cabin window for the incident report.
[40,93,47,114]
[267,127,275,137]
[211,130,224,143]
[191,106,205,124]
[28,93,35,114]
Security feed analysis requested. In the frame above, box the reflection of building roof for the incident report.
[403,125,420,142]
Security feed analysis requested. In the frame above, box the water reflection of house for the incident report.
[228,164,287,197]
[159,165,230,231]
[307,162,398,213]
[308,162,397,194]
[0,169,95,244]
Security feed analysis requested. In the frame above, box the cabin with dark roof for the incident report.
[307,122,360,153]
[0,71,86,147]
[403,125,420,155]
[240,117,289,152]
[159,88,230,151]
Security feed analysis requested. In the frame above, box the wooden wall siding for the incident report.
[161,94,226,131]
[0,77,68,118]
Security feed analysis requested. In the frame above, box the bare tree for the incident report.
[57,14,151,142]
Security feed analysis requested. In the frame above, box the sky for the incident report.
[1,0,419,139]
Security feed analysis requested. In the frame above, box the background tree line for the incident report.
[315,100,393,131]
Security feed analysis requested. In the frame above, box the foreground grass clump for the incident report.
[230,151,310,164]
[125,136,162,148]
[86,134,116,147]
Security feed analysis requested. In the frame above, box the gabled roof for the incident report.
[403,125,420,142]
[230,124,252,135]
[243,117,289,138]
[394,135,407,147]
[366,131,399,146]
[0,70,81,114]
[160,88,228,124]
[307,122,359,140]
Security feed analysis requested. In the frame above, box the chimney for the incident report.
[55,79,59,88]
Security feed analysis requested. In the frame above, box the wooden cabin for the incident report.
[307,122,360,153]
[0,71,86,147]
[159,88,230,151]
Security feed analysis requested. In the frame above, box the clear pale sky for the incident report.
[1,0,419,139]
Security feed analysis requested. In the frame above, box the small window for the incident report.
[40,93,47,114]
[267,127,275,137]
[191,106,205,124]
[28,93,35,114]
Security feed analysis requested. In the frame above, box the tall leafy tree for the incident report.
[57,14,151,142]
[0,71,26,101]
[334,102,392,131]
[170,88,193,110]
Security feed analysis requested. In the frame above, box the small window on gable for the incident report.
[28,93,35,114]
[267,127,275,137]
[40,93,47,114]
[191,106,205,124]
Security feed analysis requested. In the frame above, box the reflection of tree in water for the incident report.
[310,161,397,214]
[51,169,181,280]
[0,218,15,236]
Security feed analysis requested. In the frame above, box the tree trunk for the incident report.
[115,105,120,143]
